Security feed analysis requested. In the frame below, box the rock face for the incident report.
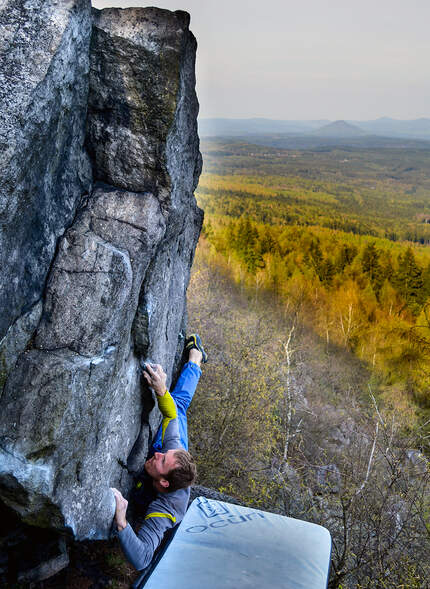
[0,0,93,350]
[0,5,202,541]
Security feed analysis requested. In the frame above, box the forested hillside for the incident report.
[201,139,430,243]
[197,140,430,414]
[187,138,430,588]
[187,243,430,589]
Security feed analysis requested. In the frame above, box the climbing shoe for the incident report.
[185,333,208,363]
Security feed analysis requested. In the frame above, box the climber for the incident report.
[111,334,207,571]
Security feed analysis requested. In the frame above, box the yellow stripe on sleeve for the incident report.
[161,416,173,445]
[157,390,177,444]
[144,512,176,523]
[157,390,177,419]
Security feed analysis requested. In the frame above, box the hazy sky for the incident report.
[92,0,430,120]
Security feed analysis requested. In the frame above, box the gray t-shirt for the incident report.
[118,391,189,570]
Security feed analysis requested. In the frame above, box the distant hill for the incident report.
[351,117,430,139]
[198,118,329,137]
[312,120,367,137]
[198,117,430,140]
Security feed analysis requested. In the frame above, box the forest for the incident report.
[186,138,430,588]
[197,140,430,413]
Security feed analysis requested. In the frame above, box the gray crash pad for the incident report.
[142,497,331,589]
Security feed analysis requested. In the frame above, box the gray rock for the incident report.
[385,496,408,539]
[0,0,93,344]
[35,185,166,357]
[132,16,203,379]
[86,7,193,200]
[0,5,202,541]
[0,346,141,539]
[0,301,43,383]
[282,463,301,487]
[404,449,428,477]
[315,464,341,494]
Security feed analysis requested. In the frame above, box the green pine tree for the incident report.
[336,243,358,272]
[395,247,425,313]
[362,242,383,296]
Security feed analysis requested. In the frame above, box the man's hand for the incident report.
[143,363,167,396]
[111,487,128,532]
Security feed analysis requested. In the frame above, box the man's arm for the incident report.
[112,488,176,570]
[144,364,180,448]
[118,515,174,570]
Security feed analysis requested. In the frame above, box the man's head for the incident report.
[144,448,197,493]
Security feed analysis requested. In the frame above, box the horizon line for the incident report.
[198,116,430,122]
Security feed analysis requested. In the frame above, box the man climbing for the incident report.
[111,334,207,571]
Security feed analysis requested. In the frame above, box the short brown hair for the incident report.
[165,449,197,492]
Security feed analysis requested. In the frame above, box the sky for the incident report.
[92,0,430,121]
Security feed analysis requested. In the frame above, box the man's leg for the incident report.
[151,349,202,452]
[169,359,201,450]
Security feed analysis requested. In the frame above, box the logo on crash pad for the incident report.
[197,497,230,518]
